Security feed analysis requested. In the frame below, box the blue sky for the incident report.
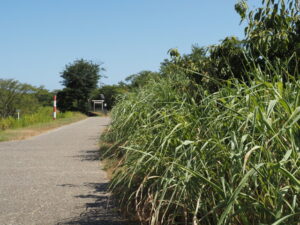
[0,0,258,90]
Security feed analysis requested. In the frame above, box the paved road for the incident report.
[0,117,126,225]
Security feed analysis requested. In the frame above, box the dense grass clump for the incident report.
[104,72,300,225]
[0,107,75,130]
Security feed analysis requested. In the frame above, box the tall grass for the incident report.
[103,70,300,224]
[0,107,74,130]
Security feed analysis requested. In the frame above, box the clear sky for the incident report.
[0,0,258,91]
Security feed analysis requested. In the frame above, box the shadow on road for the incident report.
[56,182,135,225]
[74,149,101,161]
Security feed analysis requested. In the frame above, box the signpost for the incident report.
[16,109,20,120]
[104,103,107,115]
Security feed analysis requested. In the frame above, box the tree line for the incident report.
[3,0,299,118]
[110,0,300,93]
[0,79,54,118]
[57,60,161,112]
[87,0,300,111]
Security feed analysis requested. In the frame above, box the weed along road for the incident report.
[0,117,123,225]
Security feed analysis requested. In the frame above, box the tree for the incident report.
[236,0,300,79]
[0,79,39,118]
[57,59,102,112]
[209,37,248,81]
[92,84,128,110]
[33,85,53,106]
[125,70,161,89]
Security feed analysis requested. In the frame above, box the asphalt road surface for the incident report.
[0,117,127,225]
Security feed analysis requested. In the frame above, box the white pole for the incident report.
[53,95,57,120]
[17,112,20,120]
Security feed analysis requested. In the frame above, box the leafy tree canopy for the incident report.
[0,79,53,118]
[125,70,161,89]
[236,0,300,77]
[58,59,102,112]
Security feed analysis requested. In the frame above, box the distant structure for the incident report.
[91,100,104,112]
[91,94,105,112]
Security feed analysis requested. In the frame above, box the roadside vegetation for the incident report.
[0,111,86,142]
[101,0,300,224]
[0,79,53,118]
[0,107,75,130]
[0,65,92,141]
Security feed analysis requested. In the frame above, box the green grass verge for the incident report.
[0,112,86,142]
[0,107,77,130]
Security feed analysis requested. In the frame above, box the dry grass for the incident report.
[0,113,87,142]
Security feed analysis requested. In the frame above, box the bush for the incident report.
[104,71,300,224]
